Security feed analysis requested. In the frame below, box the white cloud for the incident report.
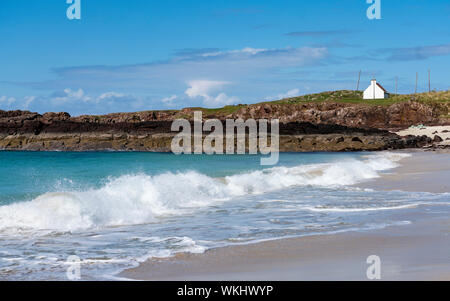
[0,95,36,110]
[53,88,91,103]
[162,95,177,104]
[200,47,268,57]
[263,88,301,102]
[23,96,36,108]
[8,45,331,112]
[98,92,126,100]
[185,80,228,99]
[277,88,300,99]
[238,47,267,55]
[20,46,329,100]
[0,96,16,106]
[205,93,240,107]
[0,89,155,115]
[185,80,239,107]
[51,90,132,106]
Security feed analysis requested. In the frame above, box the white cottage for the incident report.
[363,79,389,99]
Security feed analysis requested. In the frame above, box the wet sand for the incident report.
[120,151,450,281]
[360,150,450,193]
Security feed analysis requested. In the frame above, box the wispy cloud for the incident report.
[52,88,91,103]
[161,95,178,106]
[213,8,264,17]
[308,39,362,49]
[20,46,328,90]
[285,30,352,37]
[5,45,329,111]
[0,89,149,116]
[0,96,17,106]
[263,88,300,101]
[382,44,450,61]
[277,88,300,99]
[0,42,339,115]
[172,48,222,57]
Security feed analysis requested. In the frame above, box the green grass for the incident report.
[94,90,450,118]
[168,90,450,119]
[261,90,364,105]
[260,90,450,106]
[180,105,247,116]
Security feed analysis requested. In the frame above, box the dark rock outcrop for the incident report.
[230,101,448,130]
[0,99,446,152]
[433,135,444,143]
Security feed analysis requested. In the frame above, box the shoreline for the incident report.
[119,151,450,281]
[358,149,450,193]
[120,216,450,281]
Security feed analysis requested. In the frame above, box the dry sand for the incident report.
[120,151,450,281]
[394,125,450,146]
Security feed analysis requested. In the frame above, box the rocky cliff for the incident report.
[1,98,448,152]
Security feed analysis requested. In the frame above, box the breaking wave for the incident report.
[0,152,410,232]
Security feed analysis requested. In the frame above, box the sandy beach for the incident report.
[395,125,450,147]
[360,150,450,193]
[120,150,450,281]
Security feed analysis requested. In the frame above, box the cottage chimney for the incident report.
[371,79,376,99]
[364,78,389,100]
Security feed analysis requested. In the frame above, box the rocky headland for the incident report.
[1,90,449,152]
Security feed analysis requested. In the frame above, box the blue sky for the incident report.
[0,0,449,115]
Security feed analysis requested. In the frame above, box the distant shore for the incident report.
[120,151,450,281]
[1,96,448,152]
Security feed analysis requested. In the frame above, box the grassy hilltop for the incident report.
[191,90,450,116]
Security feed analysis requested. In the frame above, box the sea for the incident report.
[0,151,448,280]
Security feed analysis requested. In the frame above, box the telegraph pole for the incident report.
[428,69,431,93]
[356,70,361,91]
[395,77,398,95]
[415,72,418,94]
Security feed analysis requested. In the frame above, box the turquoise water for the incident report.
[0,152,359,205]
[0,151,448,280]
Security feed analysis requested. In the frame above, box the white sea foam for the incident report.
[0,152,410,232]
[301,204,419,212]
